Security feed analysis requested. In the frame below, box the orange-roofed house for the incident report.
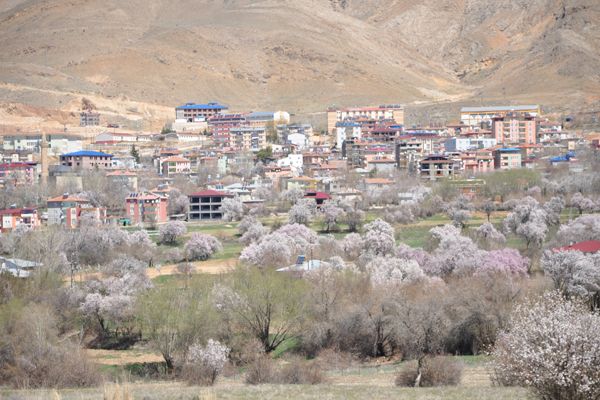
[125,192,168,225]
[161,156,191,176]
[47,194,107,228]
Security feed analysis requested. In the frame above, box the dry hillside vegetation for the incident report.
[0,0,598,128]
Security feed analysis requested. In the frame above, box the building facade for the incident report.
[60,150,113,170]
[327,105,404,134]
[80,111,100,126]
[494,148,522,169]
[419,155,456,181]
[188,190,234,220]
[160,156,191,176]
[492,113,537,146]
[0,208,40,232]
[460,105,540,127]
[175,102,228,121]
[125,192,168,225]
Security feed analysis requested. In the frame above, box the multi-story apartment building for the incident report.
[492,113,538,146]
[460,150,494,175]
[419,155,456,181]
[175,102,228,121]
[188,190,234,220]
[60,150,113,170]
[460,105,540,128]
[208,114,247,146]
[494,148,522,169]
[125,192,168,225]
[229,127,266,151]
[80,111,100,126]
[335,121,361,149]
[327,105,404,134]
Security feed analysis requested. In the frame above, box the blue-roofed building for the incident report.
[175,102,228,121]
[60,150,113,170]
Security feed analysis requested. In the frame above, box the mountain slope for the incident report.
[0,0,598,129]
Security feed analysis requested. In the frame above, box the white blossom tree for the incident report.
[363,219,395,256]
[544,196,565,226]
[168,188,190,216]
[239,224,318,267]
[321,202,345,232]
[239,219,269,245]
[476,249,529,276]
[185,233,222,261]
[554,215,600,246]
[425,224,483,277]
[542,250,600,308]
[186,339,230,385]
[493,292,600,400]
[474,222,506,250]
[503,197,548,248]
[221,197,245,222]
[288,198,314,225]
[570,192,596,215]
[365,256,425,286]
[158,221,187,245]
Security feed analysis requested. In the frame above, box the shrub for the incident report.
[395,357,463,387]
[245,356,276,385]
[183,339,230,386]
[276,358,325,385]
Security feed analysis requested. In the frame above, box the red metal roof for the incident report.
[304,191,331,200]
[189,189,232,197]
[556,240,600,253]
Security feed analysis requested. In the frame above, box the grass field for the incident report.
[1,384,532,400]
[0,353,535,400]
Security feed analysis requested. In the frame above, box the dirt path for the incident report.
[69,258,238,284]
[86,349,163,366]
[148,258,237,278]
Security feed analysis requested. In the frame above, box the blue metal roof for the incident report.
[176,102,228,110]
[498,148,521,153]
[247,111,276,119]
[61,150,113,157]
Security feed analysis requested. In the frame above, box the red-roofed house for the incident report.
[0,208,40,232]
[125,192,168,225]
[188,190,234,220]
[304,191,331,206]
[555,240,600,254]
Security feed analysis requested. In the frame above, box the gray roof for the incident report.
[461,105,539,113]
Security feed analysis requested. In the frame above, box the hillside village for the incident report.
[0,101,593,232]
[1,96,599,399]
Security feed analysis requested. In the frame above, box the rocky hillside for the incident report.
[0,0,598,129]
